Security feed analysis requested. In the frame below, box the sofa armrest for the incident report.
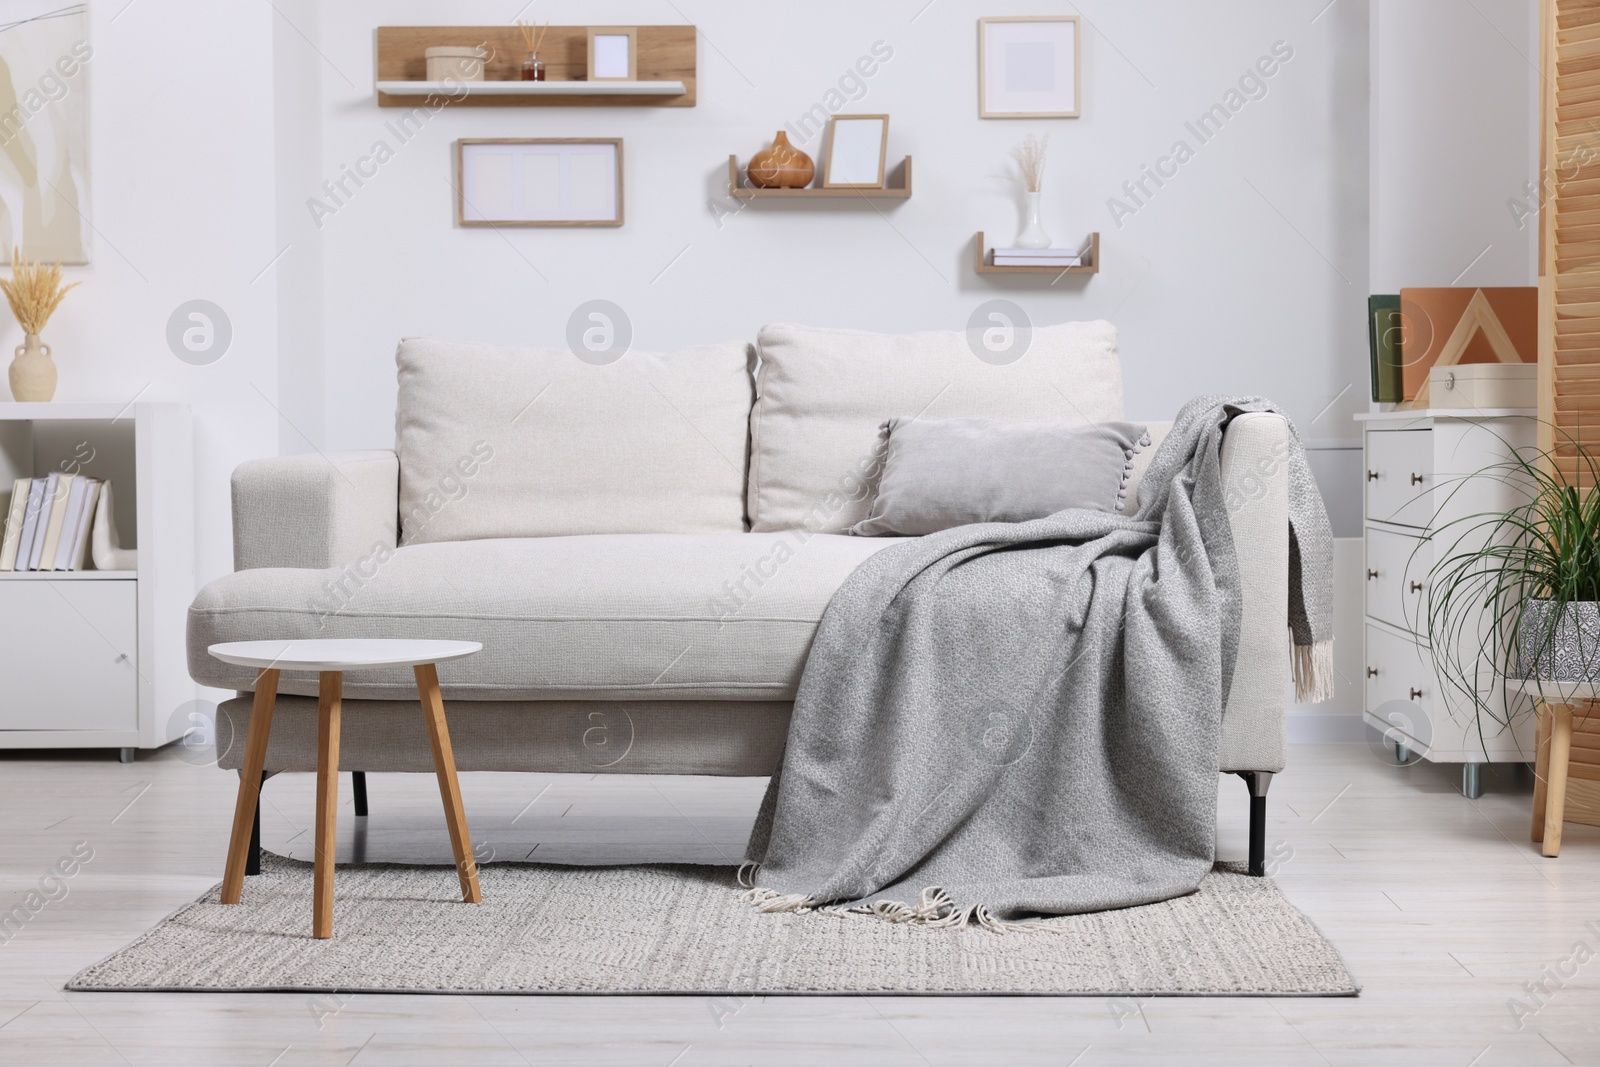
[1217,412,1290,774]
[232,451,399,570]
[1129,414,1290,772]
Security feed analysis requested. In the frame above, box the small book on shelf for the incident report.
[993,247,1078,257]
[1368,294,1403,403]
[52,477,95,571]
[35,473,75,571]
[65,479,101,571]
[12,478,46,571]
[993,255,1082,267]
[0,478,30,571]
[0,475,109,572]
[24,473,60,570]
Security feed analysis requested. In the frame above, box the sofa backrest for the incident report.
[395,336,754,543]
[747,321,1125,534]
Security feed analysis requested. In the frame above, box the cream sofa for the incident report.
[188,321,1291,874]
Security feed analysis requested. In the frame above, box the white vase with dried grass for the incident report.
[1010,134,1052,250]
[1,250,78,402]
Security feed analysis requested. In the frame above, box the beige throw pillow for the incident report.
[748,321,1125,533]
[395,336,754,543]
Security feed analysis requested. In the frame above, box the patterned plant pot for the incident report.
[1518,599,1600,681]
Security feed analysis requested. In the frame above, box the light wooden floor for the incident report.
[2,742,1599,1066]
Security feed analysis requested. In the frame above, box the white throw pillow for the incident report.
[395,336,754,543]
[748,321,1125,533]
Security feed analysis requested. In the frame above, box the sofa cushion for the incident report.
[395,336,754,543]
[188,533,904,702]
[850,417,1151,536]
[748,321,1125,534]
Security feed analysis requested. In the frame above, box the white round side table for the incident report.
[208,639,483,939]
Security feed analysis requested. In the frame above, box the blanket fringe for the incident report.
[736,862,760,889]
[1293,639,1335,704]
[745,887,818,914]
[745,883,1070,933]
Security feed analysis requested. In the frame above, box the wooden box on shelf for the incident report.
[975,232,1099,275]
[0,402,193,757]
[726,155,912,200]
[375,25,695,107]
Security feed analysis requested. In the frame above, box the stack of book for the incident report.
[992,247,1084,268]
[0,474,106,572]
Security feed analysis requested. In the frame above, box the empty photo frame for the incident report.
[822,115,889,189]
[588,28,638,81]
[979,16,1080,119]
[456,139,624,227]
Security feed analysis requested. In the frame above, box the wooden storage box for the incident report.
[1428,364,1536,410]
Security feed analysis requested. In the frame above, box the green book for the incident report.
[1368,294,1403,403]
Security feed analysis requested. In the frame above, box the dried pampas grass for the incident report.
[0,249,77,335]
[1010,134,1048,192]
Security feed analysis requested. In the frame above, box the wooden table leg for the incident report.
[415,663,482,904]
[313,671,343,939]
[1543,703,1575,859]
[221,669,280,904]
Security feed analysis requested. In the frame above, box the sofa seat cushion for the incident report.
[188,533,904,701]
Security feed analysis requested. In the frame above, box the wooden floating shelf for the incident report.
[376,25,695,107]
[727,156,912,199]
[975,232,1099,275]
[377,80,687,97]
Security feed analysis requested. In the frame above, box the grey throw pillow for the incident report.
[849,417,1151,536]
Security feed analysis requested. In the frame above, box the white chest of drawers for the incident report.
[1357,409,1537,797]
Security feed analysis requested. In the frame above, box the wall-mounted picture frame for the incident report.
[822,115,889,189]
[455,139,624,227]
[979,16,1080,119]
[587,27,638,81]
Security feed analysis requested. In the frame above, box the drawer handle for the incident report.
[1367,667,1379,678]
[1366,469,1379,482]
[1409,581,1424,593]
[1367,569,1379,581]
[1410,473,1424,485]
[1410,687,1424,700]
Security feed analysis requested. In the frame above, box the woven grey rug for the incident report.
[69,855,1357,996]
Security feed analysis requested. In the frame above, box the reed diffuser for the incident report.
[1,249,77,402]
[517,20,548,81]
[1009,134,1051,249]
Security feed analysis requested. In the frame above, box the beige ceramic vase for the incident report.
[9,333,55,402]
[747,131,815,189]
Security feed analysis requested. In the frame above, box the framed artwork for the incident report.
[822,115,889,189]
[455,139,624,227]
[0,0,91,262]
[979,16,1080,119]
[587,28,638,81]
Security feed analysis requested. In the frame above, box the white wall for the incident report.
[41,1,282,587]
[307,0,1375,454]
[1370,0,1540,292]
[272,0,327,458]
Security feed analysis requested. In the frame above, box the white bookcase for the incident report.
[1357,408,1537,797]
[0,402,193,759]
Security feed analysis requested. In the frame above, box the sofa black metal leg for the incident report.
[353,771,369,817]
[245,771,264,876]
[1237,771,1274,877]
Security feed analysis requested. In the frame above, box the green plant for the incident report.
[1417,426,1600,755]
